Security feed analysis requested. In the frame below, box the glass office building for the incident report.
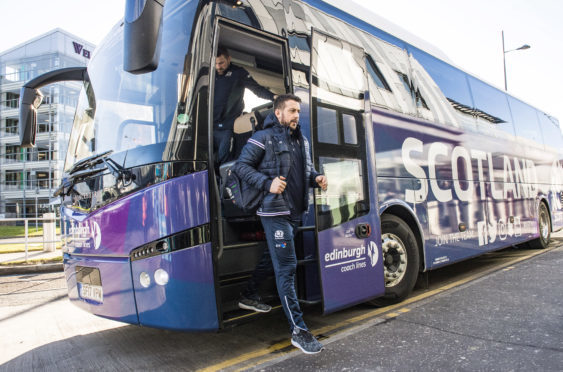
[0,29,94,218]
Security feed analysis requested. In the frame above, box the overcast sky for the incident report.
[1,0,561,123]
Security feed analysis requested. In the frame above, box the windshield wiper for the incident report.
[102,151,135,186]
[56,150,113,197]
[69,150,113,175]
[55,150,136,198]
[53,167,108,197]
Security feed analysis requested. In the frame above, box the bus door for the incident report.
[310,30,385,313]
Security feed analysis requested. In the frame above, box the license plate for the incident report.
[79,282,104,303]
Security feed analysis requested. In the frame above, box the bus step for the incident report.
[222,302,282,326]
[222,241,262,250]
[297,258,317,265]
[219,273,252,286]
[298,298,321,306]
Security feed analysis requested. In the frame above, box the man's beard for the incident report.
[281,114,298,128]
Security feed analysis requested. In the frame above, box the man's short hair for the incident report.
[274,94,301,111]
[217,47,230,58]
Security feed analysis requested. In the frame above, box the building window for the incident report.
[5,119,18,134]
[4,145,22,162]
[35,171,54,189]
[5,171,23,190]
[37,112,54,133]
[4,92,19,109]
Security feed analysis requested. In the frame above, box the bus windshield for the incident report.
[64,1,198,172]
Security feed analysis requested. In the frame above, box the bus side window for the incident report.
[314,104,369,230]
[408,49,471,129]
[509,96,543,146]
[538,112,562,151]
[365,55,391,91]
[316,106,338,145]
[467,76,515,138]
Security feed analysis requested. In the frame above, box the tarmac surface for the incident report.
[0,233,562,370]
[257,245,563,371]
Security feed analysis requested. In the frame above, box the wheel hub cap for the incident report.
[381,233,407,288]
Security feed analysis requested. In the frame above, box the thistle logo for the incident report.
[91,221,101,250]
[274,230,284,240]
[367,241,378,267]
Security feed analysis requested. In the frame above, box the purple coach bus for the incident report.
[18,0,562,331]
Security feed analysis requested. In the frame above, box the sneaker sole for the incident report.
[291,339,324,355]
[238,302,271,313]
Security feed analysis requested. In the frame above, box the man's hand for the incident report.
[270,176,287,194]
[315,175,328,191]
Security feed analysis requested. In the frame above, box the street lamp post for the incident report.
[502,30,531,91]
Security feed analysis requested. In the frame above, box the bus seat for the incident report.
[233,112,257,134]
[232,112,257,159]
[253,107,273,130]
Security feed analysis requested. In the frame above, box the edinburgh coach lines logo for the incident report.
[68,221,102,249]
[324,241,378,273]
[367,241,378,267]
[91,221,101,250]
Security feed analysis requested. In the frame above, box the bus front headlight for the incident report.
[154,269,169,286]
[140,272,151,288]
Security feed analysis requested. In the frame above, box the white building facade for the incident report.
[0,29,94,218]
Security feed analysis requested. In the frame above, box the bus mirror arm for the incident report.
[19,66,89,148]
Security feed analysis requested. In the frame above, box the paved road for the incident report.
[258,246,563,371]
[0,243,562,371]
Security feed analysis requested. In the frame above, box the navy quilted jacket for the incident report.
[234,113,320,217]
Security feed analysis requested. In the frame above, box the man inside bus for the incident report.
[233,94,328,354]
[213,46,276,167]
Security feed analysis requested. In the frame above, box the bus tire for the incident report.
[369,214,419,306]
[529,202,551,249]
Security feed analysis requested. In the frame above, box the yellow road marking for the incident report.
[199,247,552,372]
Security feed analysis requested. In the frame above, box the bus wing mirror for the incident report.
[19,87,43,148]
[124,0,166,74]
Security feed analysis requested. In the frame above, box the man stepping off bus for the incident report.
[234,94,328,354]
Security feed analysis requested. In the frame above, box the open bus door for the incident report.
[310,30,385,313]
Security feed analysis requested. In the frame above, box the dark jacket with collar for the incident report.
[234,113,321,217]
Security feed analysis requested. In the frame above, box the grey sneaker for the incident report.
[291,328,324,354]
[238,296,272,313]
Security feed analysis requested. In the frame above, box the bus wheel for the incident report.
[529,202,551,249]
[369,214,419,306]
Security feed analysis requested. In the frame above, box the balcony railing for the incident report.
[0,99,19,110]
[2,179,60,192]
[1,150,57,164]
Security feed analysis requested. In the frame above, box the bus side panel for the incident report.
[64,254,139,324]
[63,172,210,257]
[131,243,218,331]
[317,215,384,313]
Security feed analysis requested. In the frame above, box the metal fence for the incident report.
[0,216,60,262]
